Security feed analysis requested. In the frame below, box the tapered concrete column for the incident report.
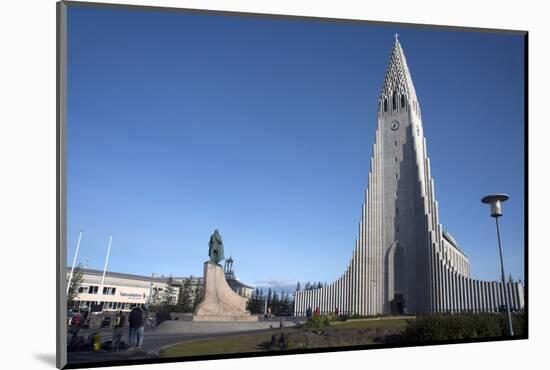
[495,282,502,311]
[451,271,458,313]
[510,283,517,311]
[476,281,481,312]
[483,281,491,312]
[489,281,497,312]
[458,275,464,313]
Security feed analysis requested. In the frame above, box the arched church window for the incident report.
[401,95,405,107]
[384,99,388,112]
[392,92,397,110]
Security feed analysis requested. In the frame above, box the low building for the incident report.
[224,257,254,298]
[67,263,253,312]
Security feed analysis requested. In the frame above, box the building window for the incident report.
[78,287,85,293]
[394,140,397,147]
[395,173,398,179]
[111,288,116,295]
[395,157,398,162]
[103,287,109,295]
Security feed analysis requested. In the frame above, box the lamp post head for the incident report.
[481,193,509,218]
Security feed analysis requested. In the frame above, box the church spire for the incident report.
[379,37,419,116]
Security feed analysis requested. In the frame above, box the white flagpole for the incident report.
[98,234,113,305]
[66,230,83,295]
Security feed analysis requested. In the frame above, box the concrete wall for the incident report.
[293,40,524,317]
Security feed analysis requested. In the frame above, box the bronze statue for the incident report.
[208,229,225,265]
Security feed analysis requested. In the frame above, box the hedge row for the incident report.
[404,312,525,342]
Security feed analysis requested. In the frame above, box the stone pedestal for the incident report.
[193,261,258,321]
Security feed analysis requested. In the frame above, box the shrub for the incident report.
[404,312,525,342]
[304,314,331,329]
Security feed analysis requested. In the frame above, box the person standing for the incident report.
[128,306,143,348]
[136,306,145,347]
[81,309,89,328]
[112,310,125,352]
[68,311,82,343]
[306,306,312,320]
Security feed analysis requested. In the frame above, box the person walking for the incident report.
[128,306,144,348]
[306,306,312,320]
[68,311,82,343]
[112,310,126,352]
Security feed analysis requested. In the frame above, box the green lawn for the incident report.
[330,317,413,330]
[160,333,274,357]
[160,317,414,358]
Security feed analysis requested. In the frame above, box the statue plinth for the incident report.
[193,261,258,322]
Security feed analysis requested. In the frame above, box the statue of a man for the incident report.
[208,229,225,265]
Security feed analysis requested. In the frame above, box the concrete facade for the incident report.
[68,265,253,312]
[294,39,524,316]
[193,262,257,321]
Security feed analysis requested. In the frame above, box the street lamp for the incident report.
[481,193,514,336]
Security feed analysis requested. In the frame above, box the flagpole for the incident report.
[66,230,83,295]
[98,234,113,306]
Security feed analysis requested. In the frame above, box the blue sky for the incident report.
[66,5,525,288]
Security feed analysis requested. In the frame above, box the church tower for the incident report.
[375,35,437,314]
[293,37,524,316]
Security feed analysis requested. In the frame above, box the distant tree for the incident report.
[67,264,83,307]
[296,282,301,292]
[247,288,263,314]
[289,291,295,314]
[508,274,514,284]
[192,284,203,312]
[163,275,175,307]
[304,282,311,290]
[177,276,193,312]
[246,288,258,314]
[260,288,266,314]
[271,291,279,314]
[278,290,290,314]
[266,288,273,311]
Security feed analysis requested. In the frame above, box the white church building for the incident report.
[294,38,525,316]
